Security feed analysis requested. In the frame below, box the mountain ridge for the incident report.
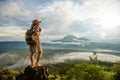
[52,35,90,42]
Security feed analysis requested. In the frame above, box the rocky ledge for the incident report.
[16,66,49,80]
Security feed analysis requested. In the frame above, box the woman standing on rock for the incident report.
[28,19,42,68]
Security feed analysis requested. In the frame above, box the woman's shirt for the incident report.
[30,25,41,38]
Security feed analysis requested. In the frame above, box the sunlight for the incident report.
[94,11,120,39]
[98,12,120,29]
[100,32,107,39]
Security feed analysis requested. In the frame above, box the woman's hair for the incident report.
[32,19,41,26]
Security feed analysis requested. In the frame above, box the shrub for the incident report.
[112,61,120,80]
[66,62,105,80]
[0,69,20,80]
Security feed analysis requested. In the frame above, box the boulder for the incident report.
[16,66,49,80]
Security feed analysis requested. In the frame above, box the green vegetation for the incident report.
[66,62,104,80]
[112,61,120,80]
[0,61,120,80]
[48,61,120,80]
[0,69,21,80]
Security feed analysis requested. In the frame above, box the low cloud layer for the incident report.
[1,52,119,69]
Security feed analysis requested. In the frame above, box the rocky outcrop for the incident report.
[16,66,49,80]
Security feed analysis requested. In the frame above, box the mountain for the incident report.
[78,37,90,41]
[52,35,90,42]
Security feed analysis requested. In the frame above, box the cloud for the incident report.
[0,25,25,37]
[36,0,120,40]
[37,0,84,37]
[0,1,33,30]
[0,24,26,41]
[0,0,120,42]
[0,1,31,17]
[44,52,120,64]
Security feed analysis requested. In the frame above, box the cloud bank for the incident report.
[1,52,120,69]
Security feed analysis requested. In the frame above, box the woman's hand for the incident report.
[36,31,40,36]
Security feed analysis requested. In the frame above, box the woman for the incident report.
[29,19,42,68]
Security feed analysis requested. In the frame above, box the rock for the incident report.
[16,66,49,80]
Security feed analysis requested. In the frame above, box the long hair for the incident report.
[30,19,41,30]
[32,19,41,26]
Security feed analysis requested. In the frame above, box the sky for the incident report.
[0,0,120,42]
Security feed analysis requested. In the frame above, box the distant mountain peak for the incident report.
[78,37,90,41]
[63,35,78,40]
[52,35,90,42]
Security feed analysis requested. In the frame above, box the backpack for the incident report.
[25,28,37,45]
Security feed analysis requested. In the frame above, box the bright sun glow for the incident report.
[95,11,120,39]
[98,12,120,29]
[100,32,107,39]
